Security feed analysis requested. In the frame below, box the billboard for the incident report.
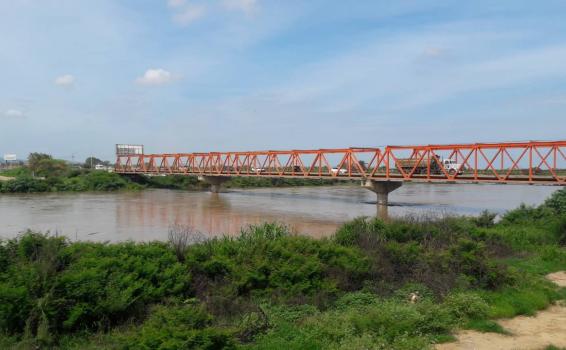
[116,144,144,156]
[3,154,17,161]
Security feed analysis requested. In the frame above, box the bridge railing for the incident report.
[115,141,566,185]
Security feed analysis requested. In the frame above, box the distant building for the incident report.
[94,164,113,172]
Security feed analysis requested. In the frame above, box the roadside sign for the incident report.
[3,154,16,161]
[116,144,144,156]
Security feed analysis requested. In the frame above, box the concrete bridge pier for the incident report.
[362,180,403,219]
[199,176,230,193]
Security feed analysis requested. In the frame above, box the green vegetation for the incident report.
[0,170,140,193]
[225,177,338,188]
[0,153,140,193]
[1,153,340,194]
[464,319,509,334]
[27,153,69,178]
[83,157,111,169]
[0,189,565,349]
[130,174,339,191]
[546,346,566,350]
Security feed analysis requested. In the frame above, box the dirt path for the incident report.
[437,272,566,350]
[547,271,566,287]
[0,175,14,181]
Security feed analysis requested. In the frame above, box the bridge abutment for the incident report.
[199,176,230,193]
[362,180,402,219]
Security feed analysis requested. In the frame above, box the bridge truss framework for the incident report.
[115,141,566,186]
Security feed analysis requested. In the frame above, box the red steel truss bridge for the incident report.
[115,140,566,186]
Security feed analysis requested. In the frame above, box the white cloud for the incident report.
[223,0,258,15]
[3,109,25,118]
[173,4,206,26]
[54,74,75,87]
[136,68,173,86]
[167,0,186,8]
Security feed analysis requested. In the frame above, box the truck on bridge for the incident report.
[397,156,463,175]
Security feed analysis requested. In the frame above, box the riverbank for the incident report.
[131,173,341,191]
[1,189,565,349]
[0,168,340,194]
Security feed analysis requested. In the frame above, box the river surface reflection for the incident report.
[0,184,559,242]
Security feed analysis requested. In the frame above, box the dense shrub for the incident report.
[186,223,369,304]
[447,238,510,289]
[0,176,51,193]
[544,188,566,214]
[0,234,190,342]
[500,204,552,225]
[121,304,236,350]
[124,174,340,191]
[79,171,132,191]
[130,174,203,190]
[225,177,338,188]
[443,292,489,322]
[55,242,190,332]
[555,216,566,246]
[57,176,89,191]
[0,171,140,193]
[332,216,511,293]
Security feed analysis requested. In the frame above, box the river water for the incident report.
[0,184,559,242]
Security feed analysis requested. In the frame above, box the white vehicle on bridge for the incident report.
[441,159,464,175]
[251,167,266,174]
[331,168,348,175]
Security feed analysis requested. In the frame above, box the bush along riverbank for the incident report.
[1,164,341,194]
[0,171,341,193]
[0,170,141,193]
[0,156,142,193]
[132,174,340,190]
[1,189,565,349]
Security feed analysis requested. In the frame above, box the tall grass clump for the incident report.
[168,224,207,262]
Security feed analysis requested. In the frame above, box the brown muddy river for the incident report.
[0,184,559,242]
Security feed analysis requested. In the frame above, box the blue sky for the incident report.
[1,0,566,161]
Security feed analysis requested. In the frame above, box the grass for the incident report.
[0,167,30,177]
[464,319,510,334]
[0,188,565,349]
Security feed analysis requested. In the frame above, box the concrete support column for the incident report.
[362,180,403,219]
[362,179,403,205]
[199,176,230,193]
